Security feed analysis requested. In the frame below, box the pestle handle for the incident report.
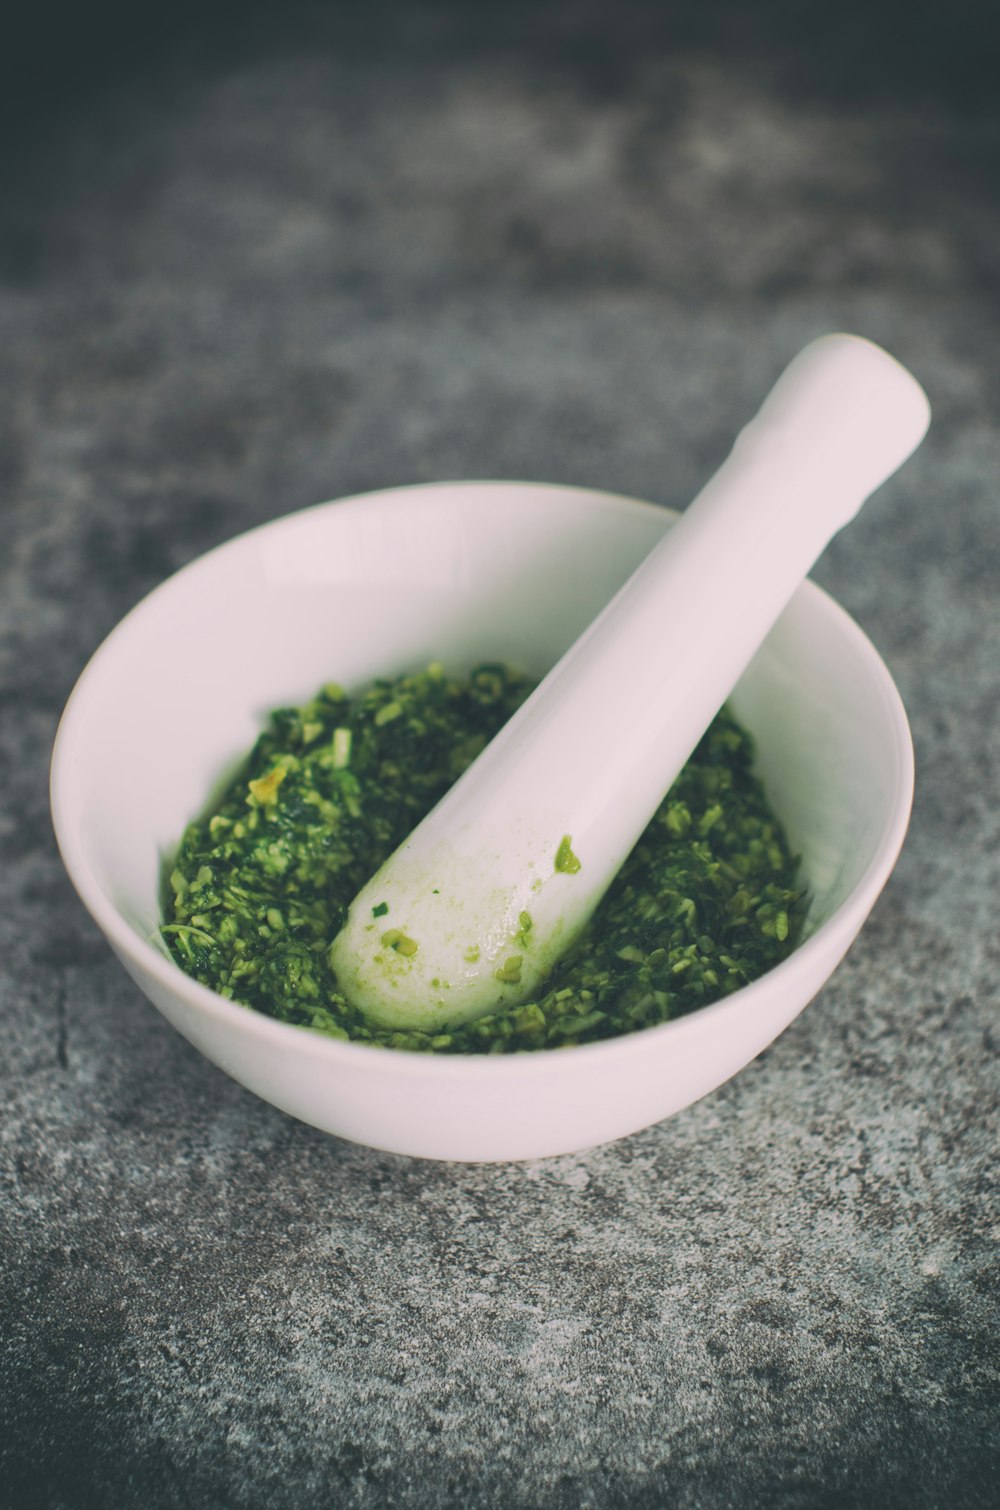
[329,335,930,1031]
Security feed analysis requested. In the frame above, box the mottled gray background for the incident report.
[2,2,998,1506]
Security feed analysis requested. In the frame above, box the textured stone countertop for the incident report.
[2,4,997,1506]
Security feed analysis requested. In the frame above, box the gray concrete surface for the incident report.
[2,4,997,1506]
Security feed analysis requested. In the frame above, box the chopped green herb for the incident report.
[381,929,418,957]
[162,664,804,1055]
[247,767,286,807]
[495,955,523,985]
[555,835,582,874]
[332,728,352,768]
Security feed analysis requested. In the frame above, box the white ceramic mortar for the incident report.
[51,479,914,1160]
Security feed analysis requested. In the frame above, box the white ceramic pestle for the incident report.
[329,334,930,1032]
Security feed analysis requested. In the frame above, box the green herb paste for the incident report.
[162,664,803,1053]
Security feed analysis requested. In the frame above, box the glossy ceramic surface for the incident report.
[50,482,914,1161]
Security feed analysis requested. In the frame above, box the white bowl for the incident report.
[50,482,913,1161]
